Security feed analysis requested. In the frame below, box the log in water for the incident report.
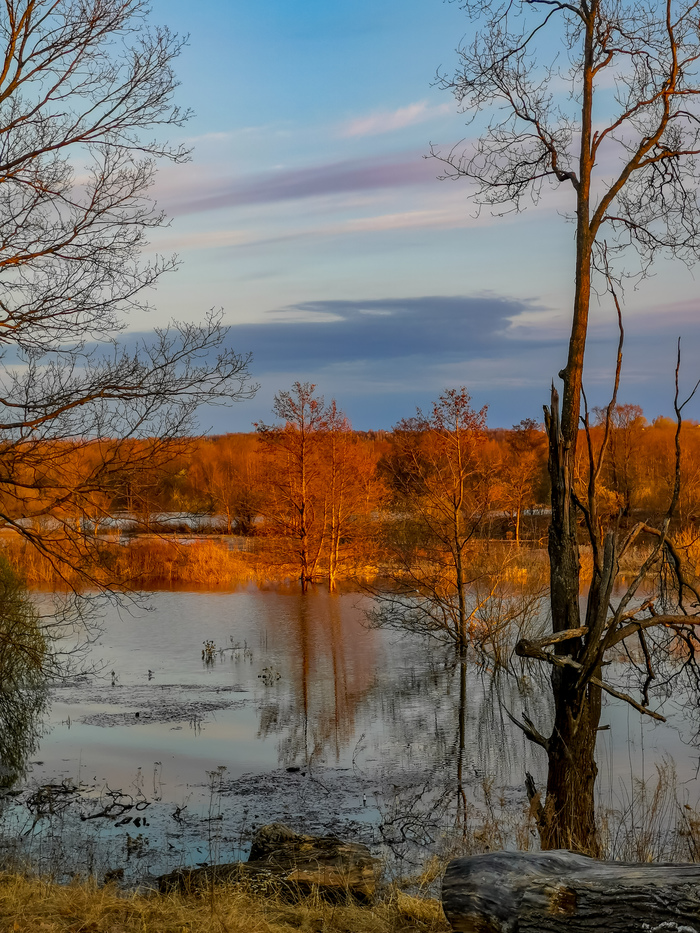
[158,822,380,902]
[441,849,700,932]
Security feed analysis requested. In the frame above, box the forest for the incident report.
[5,381,700,602]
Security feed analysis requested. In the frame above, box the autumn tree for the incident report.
[186,434,263,535]
[0,3,253,586]
[591,404,646,519]
[322,403,384,589]
[439,0,700,851]
[256,383,330,592]
[257,386,383,591]
[373,388,502,651]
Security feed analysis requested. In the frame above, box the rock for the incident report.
[441,849,700,933]
[157,822,380,902]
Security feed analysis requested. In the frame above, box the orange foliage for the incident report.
[3,393,700,591]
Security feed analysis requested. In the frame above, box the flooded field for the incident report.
[1,587,699,883]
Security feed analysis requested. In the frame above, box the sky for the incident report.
[137,0,700,432]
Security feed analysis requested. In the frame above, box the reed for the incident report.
[0,536,271,589]
[0,533,385,591]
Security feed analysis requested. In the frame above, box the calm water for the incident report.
[2,587,699,881]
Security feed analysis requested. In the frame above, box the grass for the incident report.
[0,874,450,933]
[0,536,269,589]
[0,533,382,590]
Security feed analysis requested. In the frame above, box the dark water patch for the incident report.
[79,701,248,728]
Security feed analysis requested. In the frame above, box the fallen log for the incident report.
[157,822,380,902]
[441,849,700,932]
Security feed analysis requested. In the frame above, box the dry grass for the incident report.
[0,534,382,590]
[0,873,450,933]
[599,759,700,863]
[0,536,270,589]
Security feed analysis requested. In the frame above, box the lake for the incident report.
[1,586,699,883]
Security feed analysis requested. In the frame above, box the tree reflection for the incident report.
[375,654,548,872]
[256,590,377,766]
[253,588,551,869]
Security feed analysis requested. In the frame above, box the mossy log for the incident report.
[157,822,380,902]
[441,849,700,932]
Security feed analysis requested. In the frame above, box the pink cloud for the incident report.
[340,101,451,138]
[162,152,437,216]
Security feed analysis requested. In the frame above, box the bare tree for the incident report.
[0,1,254,587]
[371,388,543,656]
[437,0,700,851]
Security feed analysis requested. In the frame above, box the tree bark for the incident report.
[442,850,700,933]
[543,386,603,852]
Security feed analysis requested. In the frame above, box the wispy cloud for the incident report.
[341,205,472,233]
[149,203,486,253]
[339,101,451,138]
[164,152,436,215]
[179,131,235,145]
[149,228,254,251]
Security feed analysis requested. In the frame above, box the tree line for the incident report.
[7,383,700,593]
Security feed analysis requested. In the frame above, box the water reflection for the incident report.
[3,587,699,883]
[256,592,378,766]
[372,651,550,868]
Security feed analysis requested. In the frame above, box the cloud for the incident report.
[339,101,451,138]
[114,291,700,431]
[149,203,487,253]
[166,152,436,216]
[151,229,254,251]
[226,295,547,368]
[179,131,235,145]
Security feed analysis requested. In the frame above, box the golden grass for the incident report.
[0,536,270,589]
[0,873,450,933]
[0,534,382,590]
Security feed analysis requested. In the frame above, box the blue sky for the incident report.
[139,0,700,432]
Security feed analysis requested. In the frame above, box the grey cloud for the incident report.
[169,152,436,215]
[226,295,547,367]
[107,294,700,431]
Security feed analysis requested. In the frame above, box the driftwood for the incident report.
[441,849,700,932]
[157,822,380,902]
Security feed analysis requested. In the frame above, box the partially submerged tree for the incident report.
[438,0,700,851]
[372,388,542,657]
[256,383,330,592]
[375,389,489,651]
[322,402,382,590]
[0,0,253,591]
[257,385,383,592]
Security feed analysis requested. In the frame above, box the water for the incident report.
[2,586,700,882]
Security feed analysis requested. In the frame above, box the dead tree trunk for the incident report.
[442,850,700,933]
[537,388,602,853]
